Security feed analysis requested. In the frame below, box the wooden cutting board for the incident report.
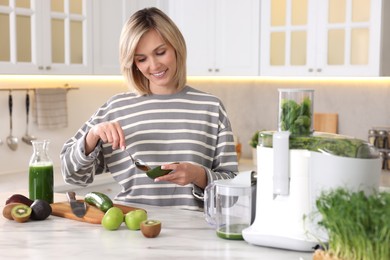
[51,201,144,224]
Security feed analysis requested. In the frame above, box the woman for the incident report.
[60,7,238,210]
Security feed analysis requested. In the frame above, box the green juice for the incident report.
[216,224,249,240]
[29,164,54,204]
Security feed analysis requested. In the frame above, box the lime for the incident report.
[101,207,124,230]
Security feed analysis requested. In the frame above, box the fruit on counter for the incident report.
[101,206,124,231]
[3,203,24,220]
[11,204,32,223]
[5,194,33,206]
[84,191,113,212]
[30,199,52,220]
[125,209,148,230]
[140,220,161,238]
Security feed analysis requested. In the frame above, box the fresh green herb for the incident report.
[258,131,378,159]
[314,188,390,260]
[280,97,312,136]
[249,130,260,148]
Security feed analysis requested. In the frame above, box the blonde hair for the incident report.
[119,7,187,95]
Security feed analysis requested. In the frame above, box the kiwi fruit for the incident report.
[140,220,162,238]
[11,204,32,223]
[30,199,52,220]
[3,203,24,220]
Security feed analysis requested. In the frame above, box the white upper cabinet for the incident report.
[259,0,383,76]
[0,0,93,75]
[93,0,169,75]
[169,0,260,76]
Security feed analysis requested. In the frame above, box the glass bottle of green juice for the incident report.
[29,140,54,204]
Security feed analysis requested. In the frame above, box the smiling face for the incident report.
[134,29,178,95]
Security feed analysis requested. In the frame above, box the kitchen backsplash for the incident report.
[0,76,389,176]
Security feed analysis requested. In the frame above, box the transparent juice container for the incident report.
[29,140,54,204]
[278,89,314,136]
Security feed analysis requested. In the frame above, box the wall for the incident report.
[0,76,389,178]
[0,76,128,179]
[190,77,390,158]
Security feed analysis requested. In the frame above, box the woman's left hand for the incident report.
[155,163,207,189]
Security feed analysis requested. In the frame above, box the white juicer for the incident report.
[242,89,381,251]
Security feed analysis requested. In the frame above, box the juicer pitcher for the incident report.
[204,171,256,240]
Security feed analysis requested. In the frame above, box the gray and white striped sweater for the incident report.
[60,86,238,210]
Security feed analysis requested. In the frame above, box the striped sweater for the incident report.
[60,86,238,210]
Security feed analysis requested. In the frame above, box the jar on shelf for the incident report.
[368,129,377,146]
[387,152,390,171]
[376,130,387,149]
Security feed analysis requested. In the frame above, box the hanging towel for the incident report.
[33,88,68,129]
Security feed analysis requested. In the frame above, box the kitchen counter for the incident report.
[0,192,313,260]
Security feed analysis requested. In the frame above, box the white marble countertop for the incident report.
[0,191,313,260]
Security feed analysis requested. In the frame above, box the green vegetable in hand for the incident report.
[314,188,390,260]
[84,192,113,212]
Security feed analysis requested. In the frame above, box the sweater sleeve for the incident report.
[60,97,111,187]
[60,125,106,187]
[192,102,238,200]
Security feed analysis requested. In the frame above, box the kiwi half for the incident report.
[11,204,32,223]
[3,203,23,220]
[140,220,161,238]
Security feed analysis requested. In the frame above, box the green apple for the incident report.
[125,209,147,230]
[101,207,124,230]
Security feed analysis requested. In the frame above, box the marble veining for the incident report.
[0,192,313,260]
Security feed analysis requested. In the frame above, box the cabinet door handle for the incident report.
[316,68,322,72]
[38,66,44,70]
[308,68,313,72]
[208,68,213,72]
[215,68,220,72]
[45,66,51,70]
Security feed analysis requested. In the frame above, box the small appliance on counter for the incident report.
[242,89,381,251]
[204,171,256,240]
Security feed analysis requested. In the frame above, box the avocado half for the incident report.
[146,163,178,179]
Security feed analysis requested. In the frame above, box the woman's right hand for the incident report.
[85,121,126,155]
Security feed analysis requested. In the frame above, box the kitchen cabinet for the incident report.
[169,0,260,76]
[0,0,93,75]
[259,0,384,76]
[93,0,169,75]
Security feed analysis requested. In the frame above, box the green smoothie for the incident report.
[216,224,249,240]
[29,164,54,204]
